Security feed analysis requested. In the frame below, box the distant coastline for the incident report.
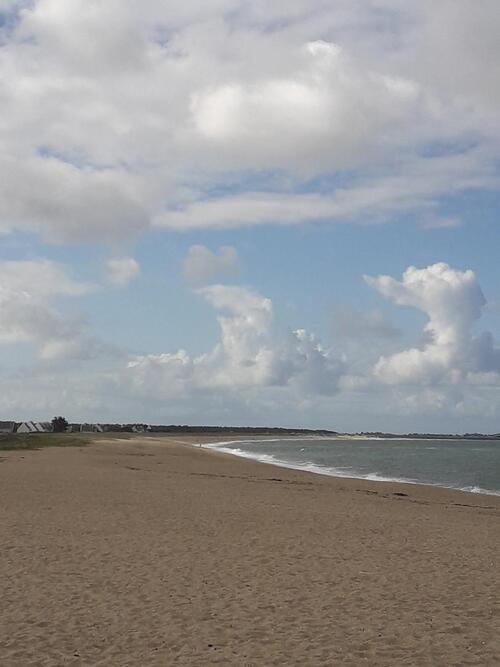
[2,420,500,440]
[149,426,500,441]
[345,431,500,440]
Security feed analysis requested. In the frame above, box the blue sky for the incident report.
[1,1,500,431]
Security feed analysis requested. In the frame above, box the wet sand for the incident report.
[1,435,499,666]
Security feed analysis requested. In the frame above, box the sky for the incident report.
[1,0,500,432]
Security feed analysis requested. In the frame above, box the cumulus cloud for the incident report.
[0,156,150,243]
[113,264,500,424]
[182,245,239,285]
[190,40,420,170]
[0,256,499,429]
[0,260,109,360]
[366,263,500,386]
[2,0,500,431]
[128,284,343,398]
[106,256,140,287]
[0,1,498,241]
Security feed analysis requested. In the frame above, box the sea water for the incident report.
[202,437,500,496]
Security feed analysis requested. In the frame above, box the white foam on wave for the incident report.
[197,440,500,497]
[198,442,421,485]
[198,436,330,448]
[458,485,500,497]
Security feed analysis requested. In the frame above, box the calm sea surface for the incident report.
[203,437,500,496]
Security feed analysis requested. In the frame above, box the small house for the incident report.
[0,421,16,433]
[17,421,53,434]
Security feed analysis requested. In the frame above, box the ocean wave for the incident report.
[458,485,500,497]
[198,440,500,497]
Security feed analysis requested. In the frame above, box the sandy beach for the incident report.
[1,435,499,666]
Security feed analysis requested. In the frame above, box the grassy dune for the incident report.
[0,432,96,451]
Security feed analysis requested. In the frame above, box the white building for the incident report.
[17,421,53,434]
[0,421,16,433]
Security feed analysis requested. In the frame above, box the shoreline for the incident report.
[196,436,500,500]
[1,435,499,666]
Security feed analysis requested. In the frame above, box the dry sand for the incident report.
[1,435,499,666]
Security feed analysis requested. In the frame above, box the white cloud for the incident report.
[0,2,498,241]
[0,257,499,429]
[190,40,420,170]
[0,260,108,360]
[0,156,150,242]
[182,245,239,284]
[408,1,500,114]
[155,146,497,230]
[2,0,500,431]
[0,259,91,297]
[106,256,140,287]
[366,263,500,386]
[128,284,343,397]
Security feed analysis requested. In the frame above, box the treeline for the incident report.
[148,425,338,436]
[82,423,338,435]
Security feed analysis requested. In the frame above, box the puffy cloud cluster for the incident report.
[112,263,500,425]
[128,284,343,398]
[0,1,498,241]
[366,263,500,386]
[190,40,419,170]
[0,255,499,428]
